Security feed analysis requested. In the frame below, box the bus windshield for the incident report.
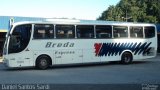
[8,24,31,54]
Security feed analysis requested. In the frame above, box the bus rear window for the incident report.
[144,26,155,38]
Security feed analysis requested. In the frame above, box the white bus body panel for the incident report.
[3,37,156,68]
[29,38,156,66]
[3,49,33,67]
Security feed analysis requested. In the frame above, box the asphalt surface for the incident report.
[0,55,160,84]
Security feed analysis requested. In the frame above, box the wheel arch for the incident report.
[35,54,52,67]
[120,50,133,60]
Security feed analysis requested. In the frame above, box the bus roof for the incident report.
[12,19,156,26]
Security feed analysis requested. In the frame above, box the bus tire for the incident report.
[121,52,133,64]
[36,55,50,70]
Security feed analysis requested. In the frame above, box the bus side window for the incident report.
[144,26,155,38]
[130,26,143,38]
[76,25,94,38]
[114,32,120,38]
[34,24,54,39]
[96,25,112,38]
[113,26,128,38]
[56,25,75,39]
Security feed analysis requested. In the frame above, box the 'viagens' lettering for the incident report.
[46,42,74,48]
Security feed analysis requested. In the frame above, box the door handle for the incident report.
[25,58,30,59]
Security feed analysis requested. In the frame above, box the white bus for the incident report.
[3,19,157,69]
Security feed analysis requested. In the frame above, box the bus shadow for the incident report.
[3,66,36,71]
[131,61,150,64]
[48,61,150,70]
[1,61,150,71]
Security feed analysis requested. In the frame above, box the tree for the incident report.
[98,0,160,23]
[97,5,123,21]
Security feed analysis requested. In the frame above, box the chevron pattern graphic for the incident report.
[94,42,152,56]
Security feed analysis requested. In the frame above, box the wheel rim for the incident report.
[40,59,47,67]
[124,54,131,63]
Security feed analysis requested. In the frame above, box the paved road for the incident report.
[0,55,160,84]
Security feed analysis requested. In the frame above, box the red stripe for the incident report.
[94,43,102,56]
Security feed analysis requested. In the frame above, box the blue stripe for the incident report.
[96,42,152,56]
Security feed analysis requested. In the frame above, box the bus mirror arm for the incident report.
[8,33,11,37]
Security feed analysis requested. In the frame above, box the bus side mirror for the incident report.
[7,33,11,37]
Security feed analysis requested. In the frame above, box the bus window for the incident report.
[9,24,31,54]
[96,25,112,38]
[113,26,128,38]
[34,24,54,39]
[130,26,143,38]
[144,26,155,38]
[56,25,75,38]
[76,25,94,38]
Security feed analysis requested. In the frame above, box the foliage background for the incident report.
[98,0,160,23]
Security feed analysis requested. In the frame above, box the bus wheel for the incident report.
[36,55,50,70]
[121,52,133,64]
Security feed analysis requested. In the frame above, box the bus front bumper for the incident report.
[2,57,10,68]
